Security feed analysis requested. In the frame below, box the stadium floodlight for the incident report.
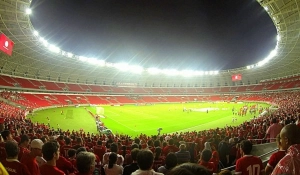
[162,69,179,76]
[33,31,39,36]
[269,49,277,58]
[204,71,209,75]
[147,68,161,74]
[97,59,105,66]
[209,71,214,75]
[48,44,60,53]
[130,65,144,74]
[67,52,73,58]
[277,35,280,41]
[87,58,98,64]
[114,62,129,71]
[181,70,195,77]
[79,56,88,62]
[25,8,32,14]
[42,40,48,47]
[213,71,219,75]
[195,71,204,76]
[247,65,251,69]
[39,37,45,42]
[264,6,268,11]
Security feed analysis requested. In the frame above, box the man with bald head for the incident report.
[271,124,300,175]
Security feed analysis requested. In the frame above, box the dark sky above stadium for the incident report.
[30,0,277,70]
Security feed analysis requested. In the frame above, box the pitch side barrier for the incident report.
[221,141,277,174]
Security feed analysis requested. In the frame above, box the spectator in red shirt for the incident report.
[264,118,282,142]
[265,134,286,175]
[235,140,264,175]
[163,139,179,156]
[1,141,31,175]
[20,139,44,175]
[18,134,30,160]
[199,149,217,174]
[92,140,106,164]
[40,141,65,175]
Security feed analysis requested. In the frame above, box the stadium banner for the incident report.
[232,74,242,81]
[0,33,14,56]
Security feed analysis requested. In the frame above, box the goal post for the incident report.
[96,106,104,115]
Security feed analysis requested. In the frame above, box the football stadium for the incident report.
[0,0,300,175]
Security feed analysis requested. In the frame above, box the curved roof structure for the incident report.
[0,0,299,87]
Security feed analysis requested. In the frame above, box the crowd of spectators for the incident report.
[0,91,299,174]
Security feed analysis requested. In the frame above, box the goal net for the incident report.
[96,107,104,115]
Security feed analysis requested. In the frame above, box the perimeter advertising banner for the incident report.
[0,33,14,56]
[232,74,242,81]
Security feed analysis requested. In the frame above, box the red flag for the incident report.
[0,33,14,56]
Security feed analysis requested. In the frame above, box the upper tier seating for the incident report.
[0,74,299,94]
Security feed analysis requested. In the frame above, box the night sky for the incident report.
[30,0,277,70]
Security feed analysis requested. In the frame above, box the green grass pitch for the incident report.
[27,102,270,137]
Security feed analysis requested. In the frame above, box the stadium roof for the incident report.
[0,0,299,86]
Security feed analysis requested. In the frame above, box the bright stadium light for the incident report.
[79,56,88,62]
[87,58,98,64]
[42,40,48,47]
[48,44,60,53]
[130,65,144,74]
[181,70,195,77]
[213,71,219,75]
[147,68,161,74]
[269,49,277,57]
[162,69,179,76]
[204,71,209,75]
[209,71,214,75]
[247,65,251,69]
[97,59,105,66]
[39,37,45,42]
[33,31,39,36]
[114,62,129,71]
[195,71,204,76]
[25,8,32,14]
[67,52,73,58]
[277,35,280,41]
[264,6,268,11]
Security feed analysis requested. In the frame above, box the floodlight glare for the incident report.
[264,6,268,11]
[97,60,105,66]
[114,63,129,71]
[147,68,161,74]
[214,71,219,75]
[67,52,73,58]
[269,49,277,57]
[33,31,39,36]
[195,71,204,75]
[204,71,209,75]
[181,70,195,77]
[79,56,88,62]
[48,44,60,53]
[247,66,251,69]
[87,58,98,64]
[130,65,144,74]
[25,8,32,14]
[162,69,179,76]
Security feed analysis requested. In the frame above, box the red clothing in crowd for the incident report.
[235,155,263,175]
[56,156,75,174]
[162,145,179,156]
[199,161,217,174]
[1,159,31,175]
[20,152,40,175]
[271,144,300,175]
[18,146,30,160]
[40,164,65,175]
[266,150,286,169]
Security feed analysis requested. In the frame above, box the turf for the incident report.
[27,102,270,137]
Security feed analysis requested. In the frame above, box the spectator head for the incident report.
[154,140,161,147]
[240,140,252,155]
[76,152,96,174]
[272,118,277,124]
[167,163,210,175]
[97,140,102,146]
[136,150,154,170]
[131,148,140,162]
[30,139,43,156]
[204,142,211,151]
[168,139,174,145]
[108,152,117,169]
[42,141,60,161]
[20,134,30,146]
[110,143,118,153]
[68,149,76,158]
[280,124,300,150]
[1,130,12,141]
[5,141,19,158]
[65,137,71,145]
[76,137,83,145]
[131,143,139,150]
[179,144,186,151]
[76,147,87,155]
[154,147,162,159]
[165,152,178,170]
[201,149,212,162]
